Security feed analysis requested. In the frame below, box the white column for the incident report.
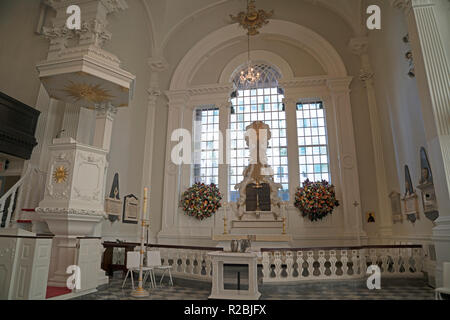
[349,37,393,241]
[327,78,365,240]
[159,91,190,240]
[141,57,168,242]
[283,96,300,200]
[218,102,231,202]
[93,103,117,151]
[392,0,450,286]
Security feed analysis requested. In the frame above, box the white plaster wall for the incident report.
[0,0,51,106]
[190,38,326,85]
[367,0,434,242]
[100,0,153,242]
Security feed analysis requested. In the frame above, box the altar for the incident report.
[208,251,261,300]
[214,121,292,247]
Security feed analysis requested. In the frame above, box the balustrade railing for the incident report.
[144,244,424,284]
[260,245,424,283]
[147,244,222,281]
[0,166,31,229]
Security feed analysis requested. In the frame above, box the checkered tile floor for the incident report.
[72,272,436,300]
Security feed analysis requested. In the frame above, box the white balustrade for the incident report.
[261,246,425,283]
[145,245,425,284]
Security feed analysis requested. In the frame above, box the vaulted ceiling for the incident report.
[140,0,365,52]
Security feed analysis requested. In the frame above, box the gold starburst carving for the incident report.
[53,166,69,184]
[61,81,115,103]
[230,0,273,36]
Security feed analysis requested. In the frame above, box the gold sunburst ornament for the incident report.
[61,81,115,103]
[53,166,69,184]
[230,0,273,36]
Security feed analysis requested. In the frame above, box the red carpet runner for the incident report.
[46,286,71,299]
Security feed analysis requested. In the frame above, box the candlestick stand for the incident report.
[131,187,150,298]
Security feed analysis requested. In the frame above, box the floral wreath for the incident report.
[181,182,222,220]
[294,179,339,222]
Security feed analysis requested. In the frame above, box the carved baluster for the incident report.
[175,250,182,273]
[351,250,359,276]
[380,248,388,274]
[5,190,17,227]
[402,248,411,274]
[329,250,337,277]
[285,251,294,279]
[205,254,212,278]
[199,251,206,277]
[307,251,314,278]
[360,248,367,274]
[194,251,200,275]
[188,251,194,274]
[369,249,377,267]
[0,200,6,226]
[274,251,282,280]
[318,250,326,277]
[297,251,304,278]
[262,252,271,281]
[341,250,348,276]
[392,248,400,274]
[160,249,168,268]
[413,248,423,274]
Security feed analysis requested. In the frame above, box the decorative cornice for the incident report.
[187,84,234,96]
[165,90,190,106]
[326,77,353,92]
[279,77,328,89]
[36,207,107,217]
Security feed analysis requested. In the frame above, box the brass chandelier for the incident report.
[231,0,273,87]
[240,34,260,87]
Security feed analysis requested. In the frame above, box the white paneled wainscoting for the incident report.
[145,244,426,284]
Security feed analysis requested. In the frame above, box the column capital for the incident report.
[359,69,375,86]
[282,97,297,105]
[148,56,169,73]
[94,102,117,116]
[348,37,369,56]
[326,77,353,93]
[165,90,190,108]
[43,0,128,49]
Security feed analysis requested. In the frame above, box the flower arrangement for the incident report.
[181,182,222,220]
[294,179,339,222]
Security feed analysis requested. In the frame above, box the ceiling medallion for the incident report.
[231,0,273,88]
[61,81,115,103]
[53,166,69,184]
[230,0,274,36]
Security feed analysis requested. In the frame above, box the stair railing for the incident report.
[0,165,32,229]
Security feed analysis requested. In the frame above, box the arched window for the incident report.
[229,63,289,202]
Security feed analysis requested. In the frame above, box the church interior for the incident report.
[0,0,449,302]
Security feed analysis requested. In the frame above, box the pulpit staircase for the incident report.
[0,165,31,230]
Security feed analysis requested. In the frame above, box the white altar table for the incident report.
[208,251,261,300]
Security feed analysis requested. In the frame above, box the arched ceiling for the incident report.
[141,0,365,52]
